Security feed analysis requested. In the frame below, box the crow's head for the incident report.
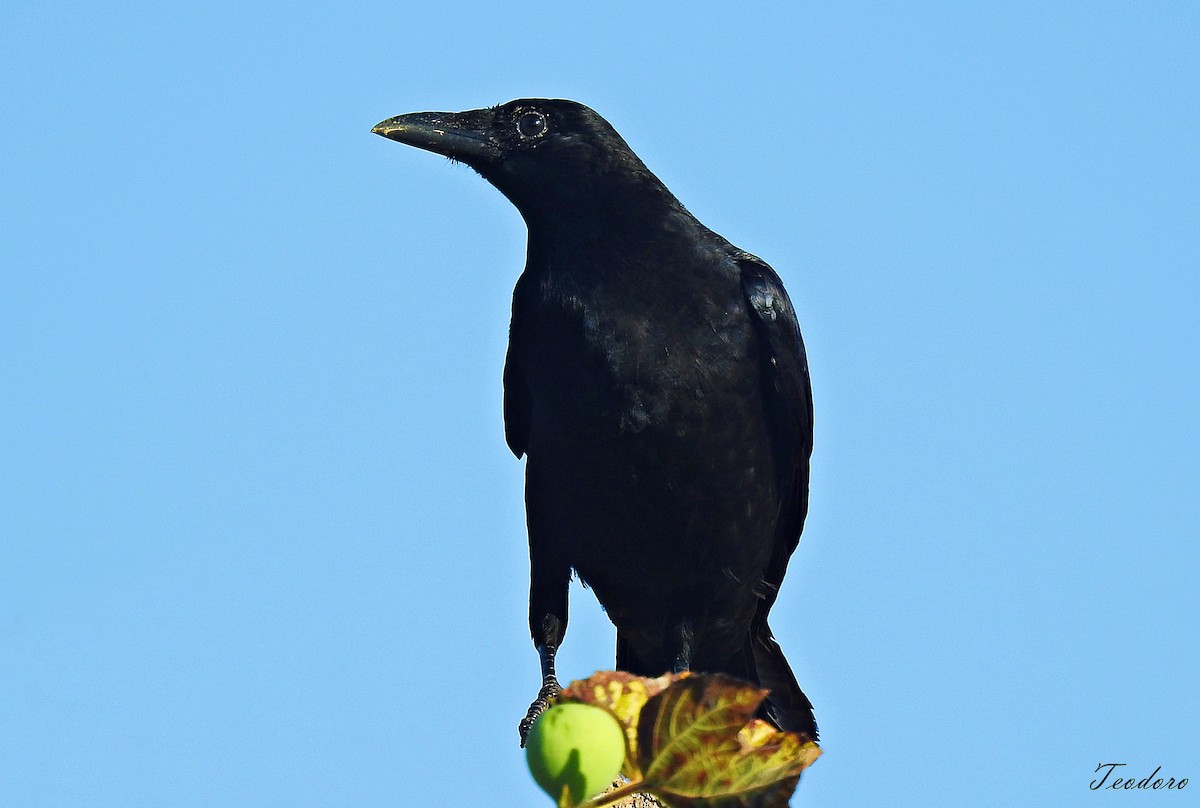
[373,99,663,226]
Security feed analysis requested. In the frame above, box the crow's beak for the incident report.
[372,110,501,164]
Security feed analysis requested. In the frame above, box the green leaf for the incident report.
[635,674,821,808]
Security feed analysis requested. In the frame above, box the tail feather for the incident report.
[752,625,818,742]
[616,631,652,676]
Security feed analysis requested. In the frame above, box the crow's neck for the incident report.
[521,177,697,249]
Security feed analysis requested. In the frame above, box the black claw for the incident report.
[517,680,562,747]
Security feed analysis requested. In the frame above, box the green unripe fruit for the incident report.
[525,703,626,806]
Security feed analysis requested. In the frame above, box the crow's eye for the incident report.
[516,110,548,139]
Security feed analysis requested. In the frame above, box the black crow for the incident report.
[373,100,817,744]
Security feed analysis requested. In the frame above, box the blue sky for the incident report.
[2,2,1197,806]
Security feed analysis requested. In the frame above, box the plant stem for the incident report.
[576,779,648,808]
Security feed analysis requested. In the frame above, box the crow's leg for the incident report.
[518,642,561,745]
[667,619,696,674]
[518,546,569,746]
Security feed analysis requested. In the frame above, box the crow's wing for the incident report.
[737,252,814,618]
[503,344,531,459]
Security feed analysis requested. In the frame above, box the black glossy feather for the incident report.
[374,99,818,742]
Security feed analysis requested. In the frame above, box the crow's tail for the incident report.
[749,625,818,742]
[617,627,818,743]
